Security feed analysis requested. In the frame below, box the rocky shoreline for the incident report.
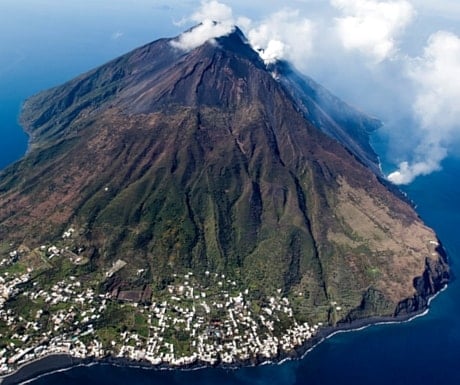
[0,304,438,385]
[0,239,449,385]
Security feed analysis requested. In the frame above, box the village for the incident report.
[0,232,327,376]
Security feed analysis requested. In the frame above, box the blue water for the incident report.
[1,6,460,384]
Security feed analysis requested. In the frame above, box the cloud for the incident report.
[191,0,233,22]
[168,1,460,184]
[170,0,235,51]
[388,30,460,184]
[410,31,460,130]
[170,2,315,68]
[246,9,315,66]
[387,154,446,185]
[331,0,415,62]
[111,31,124,41]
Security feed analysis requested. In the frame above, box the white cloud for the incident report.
[388,31,460,184]
[170,3,315,69]
[170,0,235,51]
[387,153,445,185]
[331,0,415,62]
[168,1,460,185]
[236,16,252,31]
[111,31,124,40]
[410,31,460,130]
[191,0,233,22]
[246,9,315,66]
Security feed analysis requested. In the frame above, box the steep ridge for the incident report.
[0,28,448,329]
[272,60,382,175]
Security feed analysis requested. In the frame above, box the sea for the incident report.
[1,12,460,385]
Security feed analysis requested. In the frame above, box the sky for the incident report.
[1,0,460,184]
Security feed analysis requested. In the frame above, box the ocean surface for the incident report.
[1,13,460,385]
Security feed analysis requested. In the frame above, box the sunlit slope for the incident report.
[0,28,448,324]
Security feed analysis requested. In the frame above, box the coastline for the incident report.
[0,354,85,385]
[0,296,443,385]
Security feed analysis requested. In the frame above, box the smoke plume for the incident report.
[247,9,315,65]
[172,1,460,184]
[170,1,235,51]
[388,31,460,184]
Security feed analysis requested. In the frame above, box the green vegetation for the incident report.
[0,24,449,376]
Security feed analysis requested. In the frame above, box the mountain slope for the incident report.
[0,28,448,329]
[272,60,382,174]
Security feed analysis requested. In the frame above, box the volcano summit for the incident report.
[0,27,449,376]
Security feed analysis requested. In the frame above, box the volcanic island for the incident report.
[0,27,449,383]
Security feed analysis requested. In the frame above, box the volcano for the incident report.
[0,27,448,342]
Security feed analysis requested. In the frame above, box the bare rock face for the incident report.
[0,28,448,325]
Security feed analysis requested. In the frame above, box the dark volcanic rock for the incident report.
[395,244,450,316]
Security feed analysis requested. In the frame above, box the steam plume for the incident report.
[170,1,235,51]
[171,1,460,185]
[388,31,460,184]
[247,9,314,66]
